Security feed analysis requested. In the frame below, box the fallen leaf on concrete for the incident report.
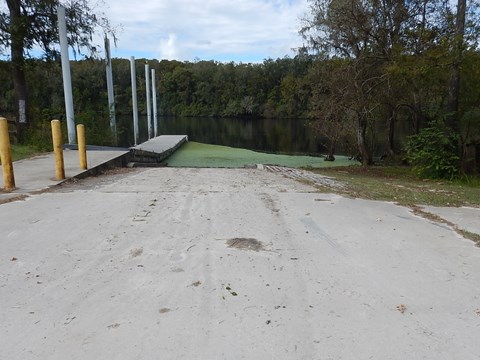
[130,248,143,258]
[226,238,264,252]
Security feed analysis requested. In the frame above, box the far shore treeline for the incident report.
[1,52,480,176]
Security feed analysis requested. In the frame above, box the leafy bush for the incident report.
[75,111,115,146]
[404,125,459,179]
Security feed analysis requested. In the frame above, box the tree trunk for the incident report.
[357,115,371,165]
[7,0,29,131]
[325,141,335,161]
[385,108,395,157]
[445,0,466,132]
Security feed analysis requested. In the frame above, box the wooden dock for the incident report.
[130,135,188,166]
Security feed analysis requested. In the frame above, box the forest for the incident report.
[1,0,480,178]
[1,50,479,172]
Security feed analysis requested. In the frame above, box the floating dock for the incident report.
[130,135,188,166]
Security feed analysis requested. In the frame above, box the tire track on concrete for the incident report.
[300,217,348,256]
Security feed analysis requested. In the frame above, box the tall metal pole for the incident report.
[151,69,158,137]
[57,5,75,144]
[130,56,139,145]
[105,37,117,143]
[145,62,152,139]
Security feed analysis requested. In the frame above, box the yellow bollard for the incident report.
[0,117,15,190]
[76,124,87,170]
[51,119,65,180]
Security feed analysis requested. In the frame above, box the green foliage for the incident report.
[404,125,460,179]
[10,144,40,161]
[1,46,480,169]
[17,108,61,151]
[22,119,53,152]
[75,111,115,146]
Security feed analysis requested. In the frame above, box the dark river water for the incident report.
[117,116,325,154]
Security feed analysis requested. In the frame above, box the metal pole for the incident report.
[151,69,158,137]
[57,5,75,145]
[130,56,139,145]
[105,37,117,144]
[145,62,152,139]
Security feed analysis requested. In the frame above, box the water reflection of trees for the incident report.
[116,116,324,155]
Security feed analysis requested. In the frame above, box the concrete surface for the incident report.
[1,167,479,360]
[1,135,189,202]
[422,205,480,235]
[132,135,188,154]
[0,148,129,201]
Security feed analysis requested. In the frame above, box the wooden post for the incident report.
[51,120,65,180]
[0,117,15,190]
[76,124,87,170]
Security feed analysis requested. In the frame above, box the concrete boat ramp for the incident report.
[0,135,187,201]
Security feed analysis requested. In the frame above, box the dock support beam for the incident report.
[57,5,76,145]
[152,69,158,137]
[130,56,139,145]
[105,36,117,143]
[145,62,152,139]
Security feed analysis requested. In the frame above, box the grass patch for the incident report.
[311,166,480,245]
[0,144,42,164]
[312,165,480,208]
[166,141,359,168]
[12,144,42,161]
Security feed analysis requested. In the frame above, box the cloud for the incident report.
[99,0,309,62]
[158,33,180,60]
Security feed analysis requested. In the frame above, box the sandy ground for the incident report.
[1,168,479,360]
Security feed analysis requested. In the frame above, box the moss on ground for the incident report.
[166,141,358,168]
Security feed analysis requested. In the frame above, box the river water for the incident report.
[117,116,325,155]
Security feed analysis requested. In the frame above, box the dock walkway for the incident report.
[130,135,188,165]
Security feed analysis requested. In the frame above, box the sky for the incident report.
[97,0,310,63]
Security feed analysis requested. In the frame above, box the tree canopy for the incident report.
[300,0,480,166]
[0,0,110,127]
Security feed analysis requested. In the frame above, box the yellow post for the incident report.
[51,119,65,180]
[76,124,87,170]
[0,117,15,190]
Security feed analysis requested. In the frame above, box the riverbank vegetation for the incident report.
[1,50,479,173]
[313,165,480,207]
